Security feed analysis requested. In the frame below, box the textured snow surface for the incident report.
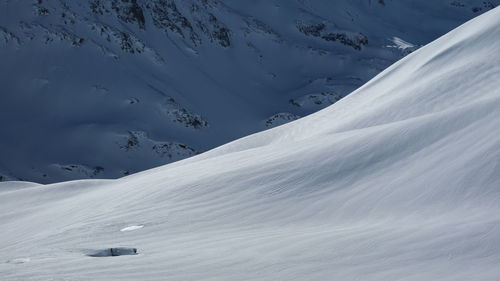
[1,7,500,281]
[0,0,498,183]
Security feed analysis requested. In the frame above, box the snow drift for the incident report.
[1,7,500,281]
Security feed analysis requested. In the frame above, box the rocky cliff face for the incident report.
[0,0,497,183]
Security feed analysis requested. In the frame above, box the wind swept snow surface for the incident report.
[1,7,500,281]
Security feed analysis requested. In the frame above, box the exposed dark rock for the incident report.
[296,21,368,50]
[243,18,283,43]
[127,97,140,104]
[164,98,209,129]
[90,0,145,29]
[121,131,140,151]
[321,32,368,51]
[0,26,21,46]
[19,23,84,46]
[290,92,343,109]
[87,247,138,257]
[450,1,466,7]
[471,1,497,12]
[91,23,144,53]
[152,142,197,159]
[265,113,300,128]
[207,13,231,47]
[296,22,325,37]
[92,166,104,176]
[57,164,105,178]
[90,0,108,15]
[148,0,201,46]
[111,0,146,29]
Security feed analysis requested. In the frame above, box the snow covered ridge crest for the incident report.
[1,8,500,280]
[0,0,498,183]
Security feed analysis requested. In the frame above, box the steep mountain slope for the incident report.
[1,7,499,281]
[0,0,498,183]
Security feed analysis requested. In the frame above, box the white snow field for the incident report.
[1,7,500,281]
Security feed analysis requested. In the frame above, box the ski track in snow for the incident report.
[0,7,500,281]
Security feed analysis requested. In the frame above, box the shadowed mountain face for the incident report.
[0,0,497,183]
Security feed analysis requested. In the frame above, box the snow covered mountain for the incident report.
[1,0,498,183]
[1,6,499,281]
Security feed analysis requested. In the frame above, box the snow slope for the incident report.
[0,0,498,183]
[1,6,500,281]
